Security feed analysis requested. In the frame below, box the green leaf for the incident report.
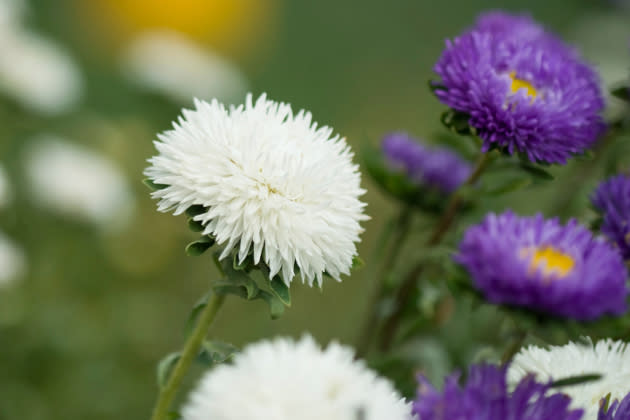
[519,163,554,181]
[156,352,181,389]
[550,373,602,388]
[184,293,211,337]
[483,176,531,196]
[143,178,168,191]
[187,218,204,232]
[351,256,365,271]
[611,85,630,102]
[185,237,215,256]
[185,205,206,217]
[199,340,239,365]
[258,290,285,319]
[270,277,291,306]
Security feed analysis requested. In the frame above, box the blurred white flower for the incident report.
[122,30,247,104]
[24,136,134,230]
[145,94,368,286]
[508,339,630,419]
[0,0,23,30]
[0,30,82,115]
[0,164,11,209]
[182,336,412,420]
[0,231,25,287]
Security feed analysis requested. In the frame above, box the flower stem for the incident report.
[150,293,226,420]
[378,151,492,350]
[355,206,413,358]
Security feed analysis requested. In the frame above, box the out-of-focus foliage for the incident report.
[1,0,629,419]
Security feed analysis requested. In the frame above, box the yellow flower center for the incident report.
[509,71,538,99]
[521,246,575,279]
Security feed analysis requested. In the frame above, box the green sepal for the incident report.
[143,178,168,191]
[198,340,238,366]
[187,218,204,232]
[611,85,630,102]
[232,252,256,272]
[550,373,602,388]
[428,79,447,95]
[441,109,476,136]
[185,205,206,217]
[185,237,215,256]
[270,277,291,306]
[213,272,259,300]
[351,256,365,271]
[600,393,613,414]
[156,352,181,389]
[257,290,286,319]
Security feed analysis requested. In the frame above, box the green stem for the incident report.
[355,206,413,358]
[378,151,493,350]
[150,293,226,420]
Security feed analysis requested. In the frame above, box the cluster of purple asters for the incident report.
[592,174,630,260]
[455,211,628,320]
[413,364,583,420]
[433,12,605,164]
[382,132,471,194]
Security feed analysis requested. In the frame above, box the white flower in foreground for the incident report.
[0,231,25,287]
[122,30,247,104]
[0,30,82,114]
[0,164,11,209]
[145,94,368,286]
[508,339,630,419]
[182,336,412,420]
[24,137,134,230]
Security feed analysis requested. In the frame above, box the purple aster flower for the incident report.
[382,132,471,194]
[599,393,630,420]
[413,364,584,420]
[455,211,628,320]
[592,175,630,260]
[433,12,605,164]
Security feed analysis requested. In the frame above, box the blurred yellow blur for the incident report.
[78,0,278,55]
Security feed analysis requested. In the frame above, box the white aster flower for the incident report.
[508,339,630,419]
[0,164,11,209]
[24,136,134,230]
[0,29,82,115]
[145,93,368,286]
[0,231,25,287]
[122,30,247,104]
[181,335,412,420]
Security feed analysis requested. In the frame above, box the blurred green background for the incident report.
[1,0,629,418]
